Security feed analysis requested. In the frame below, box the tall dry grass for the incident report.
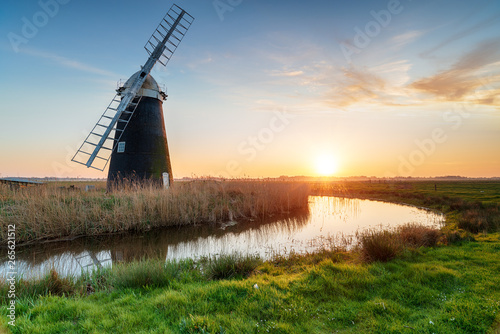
[357,223,442,263]
[0,180,310,244]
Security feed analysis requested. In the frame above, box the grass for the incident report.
[0,180,309,244]
[1,180,500,333]
[0,254,263,303]
[1,233,499,333]
[200,254,263,280]
[310,180,500,204]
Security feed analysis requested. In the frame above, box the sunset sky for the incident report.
[1,0,499,178]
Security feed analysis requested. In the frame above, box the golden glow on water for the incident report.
[0,197,444,278]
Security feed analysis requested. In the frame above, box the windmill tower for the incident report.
[107,71,172,188]
[72,4,194,189]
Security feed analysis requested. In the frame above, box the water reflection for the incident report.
[0,196,443,279]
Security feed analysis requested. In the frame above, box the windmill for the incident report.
[72,4,194,189]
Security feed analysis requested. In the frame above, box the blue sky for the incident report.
[1,0,499,178]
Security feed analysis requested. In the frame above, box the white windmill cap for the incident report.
[119,70,166,101]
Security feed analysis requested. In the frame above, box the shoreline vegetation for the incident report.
[3,179,499,246]
[0,180,310,245]
[1,180,500,333]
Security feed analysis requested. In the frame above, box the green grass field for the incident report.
[1,180,499,333]
[1,235,499,333]
[310,180,500,204]
[411,181,500,204]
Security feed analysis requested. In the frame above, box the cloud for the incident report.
[322,66,387,108]
[246,57,416,111]
[369,60,412,86]
[317,58,416,109]
[186,56,214,70]
[410,38,500,104]
[19,48,117,77]
[390,30,424,49]
[270,70,304,77]
[421,13,500,58]
[251,99,327,114]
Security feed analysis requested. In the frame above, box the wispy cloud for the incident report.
[369,60,412,86]
[390,30,424,49]
[183,28,499,113]
[315,59,416,109]
[421,13,500,58]
[19,48,117,77]
[251,99,314,114]
[410,38,500,105]
[185,55,214,70]
[270,70,304,77]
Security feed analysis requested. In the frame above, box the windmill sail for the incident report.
[145,4,194,67]
[72,4,194,171]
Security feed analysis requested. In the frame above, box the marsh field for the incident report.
[1,179,500,333]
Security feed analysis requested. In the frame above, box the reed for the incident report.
[458,206,500,233]
[357,223,442,263]
[398,222,441,248]
[357,228,404,263]
[0,180,309,244]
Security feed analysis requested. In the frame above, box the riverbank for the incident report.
[310,180,500,235]
[1,232,499,333]
[1,180,500,333]
[0,180,309,245]
[3,179,498,245]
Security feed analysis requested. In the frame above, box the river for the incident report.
[0,196,444,279]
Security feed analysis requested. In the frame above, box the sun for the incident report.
[315,154,338,176]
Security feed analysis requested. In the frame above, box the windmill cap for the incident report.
[118,70,166,101]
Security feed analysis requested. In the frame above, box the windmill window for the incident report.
[117,142,126,153]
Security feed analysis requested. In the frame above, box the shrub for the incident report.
[357,229,403,263]
[458,210,488,233]
[201,253,262,280]
[442,230,475,244]
[398,223,441,247]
